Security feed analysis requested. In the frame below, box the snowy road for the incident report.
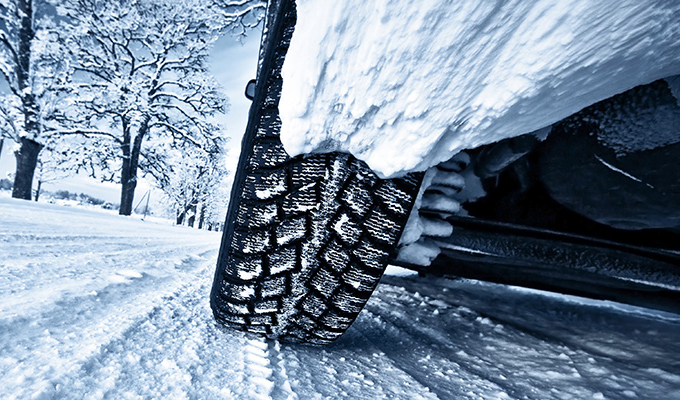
[1,197,679,399]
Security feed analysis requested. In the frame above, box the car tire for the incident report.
[210,0,422,344]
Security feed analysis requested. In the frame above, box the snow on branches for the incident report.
[0,0,67,199]
[0,0,262,218]
[214,0,266,37]
[154,143,230,229]
[52,0,259,216]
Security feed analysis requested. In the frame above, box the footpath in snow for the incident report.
[1,197,679,399]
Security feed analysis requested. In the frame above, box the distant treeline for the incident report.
[1,180,117,209]
[52,190,112,207]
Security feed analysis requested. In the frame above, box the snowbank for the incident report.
[280,0,680,177]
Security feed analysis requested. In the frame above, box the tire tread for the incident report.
[210,0,422,344]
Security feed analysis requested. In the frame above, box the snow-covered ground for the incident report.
[1,197,679,399]
[280,0,680,177]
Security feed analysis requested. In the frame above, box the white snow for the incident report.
[398,168,437,247]
[420,216,454,238]
[333,213,351,235]
[280,0,680,177]
[397,164,465,264]
[255,180,286,199]
[1,197,679,399]
[420,194,460,214]
[396,238,442,266]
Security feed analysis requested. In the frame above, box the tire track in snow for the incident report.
[243,337,297,399]
[0,241,218,319]
[267,340,298,400]
[245,338,276,399]
[369,276,680,400]
[45,253,238,397]
[0,236,216,269]
[44,255,296,400]
[366,281,616,400]
[277,327,440,399]
[385,275,680,370]
[356,300,512,399]
[47,268,249,399]
[0,229,218,271]
[351,330,444,400]
[1,250,219,400]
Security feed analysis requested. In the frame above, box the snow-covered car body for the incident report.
[278,0,680,178]
[211,0,680,344]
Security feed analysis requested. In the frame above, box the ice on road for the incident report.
[1,197,679,399]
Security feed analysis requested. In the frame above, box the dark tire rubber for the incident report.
[210,0,422,344]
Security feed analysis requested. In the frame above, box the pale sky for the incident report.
[0,28,262,205]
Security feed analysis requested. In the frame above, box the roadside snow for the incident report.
[2,198,679,399]
[280,0,680,177]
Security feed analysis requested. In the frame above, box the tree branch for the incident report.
[48,128,123,145]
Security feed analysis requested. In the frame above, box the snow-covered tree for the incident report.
[0,0,64,199]
[150,139,229,229]
[201,178,230,230]
[54,0,262,216]
[32,147,69,201]
[0,116,11,159]
[213,0,266,37]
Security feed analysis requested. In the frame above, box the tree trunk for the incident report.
[119,155,135,216]
[198,203,206,230]
[187,201,197,228]
[0,138,4,160]
[119,175,136,215]
[176,208,185,225]
[119,118,148,216]
[34,179,42,201]
[12,137,42,200]
[11,0,42,201]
